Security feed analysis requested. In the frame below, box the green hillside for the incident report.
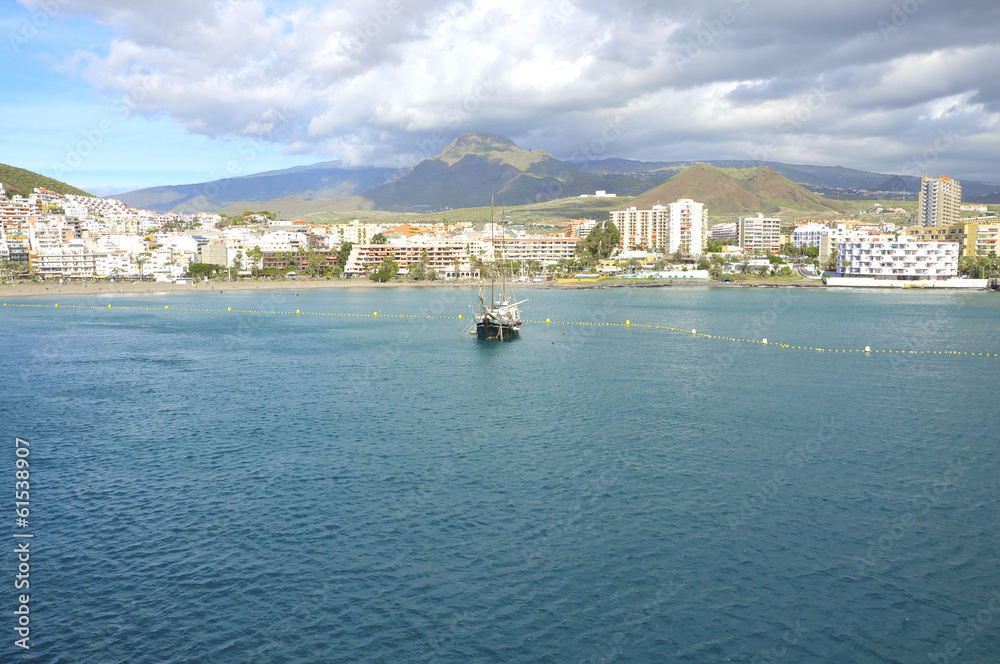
[630,163,849,214]
[0,163,91,197]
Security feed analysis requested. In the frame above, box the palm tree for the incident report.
[136,254,149,280]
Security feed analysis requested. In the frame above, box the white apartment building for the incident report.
[738,214,781,253]
[709,222,738,243]
[343,241,474,276]
[792,222,830,248]
[35,240,95,278]
[918,176,961,227]
[94,251,134,277]
[340,220,384,245]
[818,225,893,263]
[610,199,708,254]
[836,240,958,280]
[481,236,582,264]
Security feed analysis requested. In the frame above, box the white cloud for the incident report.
[18,0,1000,181]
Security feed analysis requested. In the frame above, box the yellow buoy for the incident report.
[626,320,630,326]
[54,303,59,307]
[296,309,300,314]
[458,314,462,320]
[108,304,112,308]
[227,307,232,312]
[374,311,378,317]
[545,318,550,324]
[165,305,169,310]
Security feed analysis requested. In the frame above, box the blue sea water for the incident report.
[2,285,999,663]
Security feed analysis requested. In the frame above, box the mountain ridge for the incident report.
[39,131,1000,214]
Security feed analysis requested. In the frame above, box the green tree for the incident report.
[409,262,427,280]
[188,262,225,277]
[826,249,838,271]
[336,242,353,267]
[580,220,620,258]
[307,251,326,277]
[371,232,388,245]
[246,246,263,276]
[370,255,398,282]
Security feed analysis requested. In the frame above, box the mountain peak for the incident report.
[436,133,552,169]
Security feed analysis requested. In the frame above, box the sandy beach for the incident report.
[0,276,825,299]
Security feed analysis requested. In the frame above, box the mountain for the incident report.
[0,163,91,197]
[629,163,850,214]
[577,158,1000,201]
[360,133,605,211]
[112,164,397,213]
[104,132,1000,215]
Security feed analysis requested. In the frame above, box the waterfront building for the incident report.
[738,214,781,254]
[34,240,95,278]
[836,240,958,281]
[918,176,962,227]
[481,235,582,264]
[344,241,476,277]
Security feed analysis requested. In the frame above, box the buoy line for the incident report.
[3,302,997,357]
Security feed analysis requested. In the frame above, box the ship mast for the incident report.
[490,195,495,303]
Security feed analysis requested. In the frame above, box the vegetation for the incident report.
[0,163,91,198]
[215,210,276,228]
[337,242,353,268]
[628,162,850,215]
[370,232,389,244]
[369,255,399,282]
[407,249,439,281]
[958,253,1000,279]
[578,220,621,258]
[778,242,819,259]
[1,259,30,281]
[245,247,264,276]
[188,263,227,277]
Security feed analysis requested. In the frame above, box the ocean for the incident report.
[2,285,999,663]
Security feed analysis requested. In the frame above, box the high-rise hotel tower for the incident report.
[918,175,961,227]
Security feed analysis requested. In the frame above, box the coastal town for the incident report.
[1,175,997,289]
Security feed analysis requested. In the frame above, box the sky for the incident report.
[3,0,999,196]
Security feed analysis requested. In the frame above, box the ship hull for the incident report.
[476,321,520,341]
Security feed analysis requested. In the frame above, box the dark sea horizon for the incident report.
[2,285,999,663]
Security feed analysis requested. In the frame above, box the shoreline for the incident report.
[0,277,988,299]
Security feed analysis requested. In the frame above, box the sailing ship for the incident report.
[473,199,526,341]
